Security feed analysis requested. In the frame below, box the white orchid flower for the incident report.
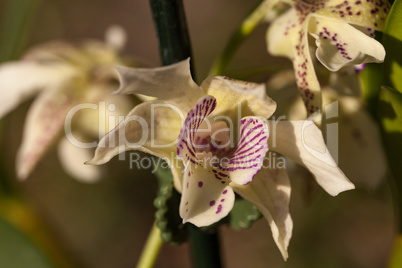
[87,59,354,259]
[0,26,133,183]
[267,0,390,114]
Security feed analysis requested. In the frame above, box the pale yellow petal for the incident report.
[16,79,79,180]
[86,100,185,190]
[58,137,101,183]
[267,9,322,114]
[180,162,235,226]
[115,59,203,111]
[0,61,76,118]
[230,156,292,260]
[310,16,385,72]
[316,0,390,30]
[76,84,134,138]
[267,8,299,59]
[268,120,354,196]
[201,76,277,119]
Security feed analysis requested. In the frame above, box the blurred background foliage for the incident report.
[0,0,396,267]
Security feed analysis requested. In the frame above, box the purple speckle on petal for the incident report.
[198,181,203,188]
[209,200,215,206]
[220,199,225,202]
[216,204,222,214]
[223,190,227,194]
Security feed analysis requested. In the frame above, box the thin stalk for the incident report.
[137,222,164,268]
[149,0,222,267]
[208,0,274,76]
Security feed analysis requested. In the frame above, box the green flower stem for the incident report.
[149,0,222,267]
[137,221,164,268]
[208,0,274,76]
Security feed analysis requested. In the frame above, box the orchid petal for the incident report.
[230,157,292,260]
[268,120,354,196]
[58,137,101,183]
[180,162,235,226]
[316,0,390,30]
[223,116,269,186]
[22,41,79,62]
[115,59,203,111]
[267,8,299,59]
[86,100,185,190]
[267,9,322,114]
[310,16,385,72]
[76,84,134,138]
[0,61,76,118]
[201,76,277,118]
[16,80,78,180]
[177,95,217,164]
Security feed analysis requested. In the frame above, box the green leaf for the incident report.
[229,197,261,230]
[153,161,187,245]
[382,0,402,94]
[0,216,53,268]
[359,62,384,117]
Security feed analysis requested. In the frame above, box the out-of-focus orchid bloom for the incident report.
[266,0,389,114]
[87,59,354,259]
[288,66,386,189]
[0,26,134,182]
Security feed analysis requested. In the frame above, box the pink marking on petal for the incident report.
[216,204,222,214]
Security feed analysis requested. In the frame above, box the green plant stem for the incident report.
[208,0,274,76]
[137,222,164,268]
[149,0,222,267]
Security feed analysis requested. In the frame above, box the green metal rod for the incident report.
[149,0,193,68]
[149,0,222,267]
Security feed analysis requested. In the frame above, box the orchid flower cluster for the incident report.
[267,0,389,114]
[0,0,392,264]
[87,59,355,258]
